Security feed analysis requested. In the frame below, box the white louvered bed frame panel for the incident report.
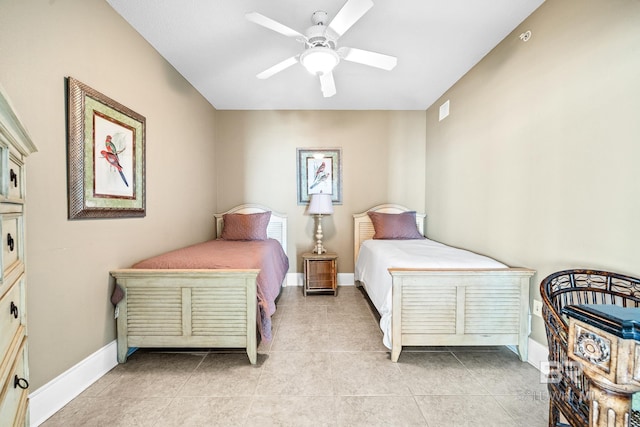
[390,269,534,362]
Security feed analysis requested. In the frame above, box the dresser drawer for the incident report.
[6,154,25,203]
[0,214,22,284]
[0,277,25,364]
[0,146,26,205]
[0,338,29,427]
[0,144,7,200]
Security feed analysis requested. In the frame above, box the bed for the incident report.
[353,204,535,362]
[110,204,288,365]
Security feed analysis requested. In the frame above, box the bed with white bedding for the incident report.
[353,204,535,362]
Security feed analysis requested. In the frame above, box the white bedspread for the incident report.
[354,239,507,349]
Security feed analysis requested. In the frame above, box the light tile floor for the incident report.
[42,286,550,426]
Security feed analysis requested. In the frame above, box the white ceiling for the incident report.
[106,0,544,110]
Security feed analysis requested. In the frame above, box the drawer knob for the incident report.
[13,375,29,390]
[10,301,18,319]
[9,169,18,188]
[7,233,14,251]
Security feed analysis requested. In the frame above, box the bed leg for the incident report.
[391,345,401,362]
[517,334,528,362]
[517,345,528,362]
[247,348,257,365]
[117,343,128,363]
[115,300,129,363]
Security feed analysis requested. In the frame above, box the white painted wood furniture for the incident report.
[353,204,535,362]
[110,204,287,365]
[0,85,37,426]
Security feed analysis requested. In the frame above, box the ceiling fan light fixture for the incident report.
[300,47,340,75]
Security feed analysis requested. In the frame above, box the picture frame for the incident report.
[296,148,342,205]
[66,77,146,219]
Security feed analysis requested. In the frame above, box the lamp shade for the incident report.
[308,193,334,215]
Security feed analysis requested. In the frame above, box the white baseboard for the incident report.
[285,272,354,287]
[285,272,301,286]
[526,336,548,371]
[338,273,355,286]
[29,340,118,426]
[506,337,547,371]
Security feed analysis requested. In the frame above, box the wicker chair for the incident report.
[541,269,640,427]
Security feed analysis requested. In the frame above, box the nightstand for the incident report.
[302,252,338,296]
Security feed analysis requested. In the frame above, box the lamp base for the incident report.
[313,245,327,255]
[312,214,327,255]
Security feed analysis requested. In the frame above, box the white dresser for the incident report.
[0,86,37,426]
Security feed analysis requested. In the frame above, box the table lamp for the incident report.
[308,193,333,254]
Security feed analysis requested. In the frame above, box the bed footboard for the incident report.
[388,268,535,362]
[110,269,259,364]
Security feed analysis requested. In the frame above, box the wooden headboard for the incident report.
[214,204,288,256]
[352,204,426,265]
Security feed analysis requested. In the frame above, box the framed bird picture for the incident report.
[296,148,342,205]
[66,77,145,219]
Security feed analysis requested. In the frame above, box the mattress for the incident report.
[354,239,507,348]
[116,238,289,342]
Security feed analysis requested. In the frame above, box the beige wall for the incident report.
[0,0,218,388]
[4,0,635,395]
[424,0,640,345]
[215,110,426,272]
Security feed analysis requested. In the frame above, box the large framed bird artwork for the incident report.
[66,77,145,219]
[296,148,342,205]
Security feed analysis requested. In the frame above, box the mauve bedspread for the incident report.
[114,238,289,342]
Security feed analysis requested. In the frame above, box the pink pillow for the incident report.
[221,211,271,241]
[368,211,424,240]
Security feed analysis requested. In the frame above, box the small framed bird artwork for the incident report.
[66,77,146,219]
[296,148,342,205]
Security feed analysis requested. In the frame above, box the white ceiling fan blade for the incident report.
[327,0,373,38]
[246,12,305,40]
[319,72,336,98]
[338,47,397,71]
[256,56,299,79]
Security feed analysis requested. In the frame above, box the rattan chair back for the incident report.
[541,269,640,427]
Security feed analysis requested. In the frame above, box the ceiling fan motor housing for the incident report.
[305,12,337,49]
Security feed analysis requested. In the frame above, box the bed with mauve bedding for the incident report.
[110,205,289,364]
[128,238,288,342]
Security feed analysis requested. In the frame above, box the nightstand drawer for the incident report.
[306,260,335,289]
[302,252,338,296]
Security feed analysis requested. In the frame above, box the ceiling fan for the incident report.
[246,0,397,98]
